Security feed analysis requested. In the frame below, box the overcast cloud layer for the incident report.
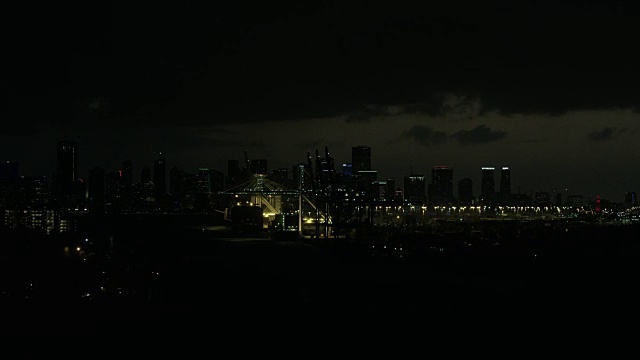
[2,1,640,201]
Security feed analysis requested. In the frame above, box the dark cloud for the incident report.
[3,0,640,132]
[587,127,615,141]
[298,139,346,150]
[344,105,390,123]
[451,125,507,145]
[522,139,546,143]
[403,126,448,146]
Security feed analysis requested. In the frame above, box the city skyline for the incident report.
[0,139,635,203]
[3,1,640,201]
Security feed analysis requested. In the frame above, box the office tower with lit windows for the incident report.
[480,167,495,204]
[499,166,511,204]
[352,146,371,173]
[404,174,426,204]
[197,168,211,194]
[271,168,288,184]
[342,163,353,177]
[57,140,79,199]
[458,178,473,205]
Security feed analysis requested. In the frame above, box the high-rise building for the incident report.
[352,146,371,173]
[153,157,166,198]
[342,163,353,177]
[625,191,637,207]
[105,171,122,207]
[210,169,224,192]
[271,168,288,184]
[227,160,242,188]
[386,178,396,202]
[0,161,20,208]
[458,178,473,205]
[566,195,584,207]
[0,161,19,182]
[500,167,511,203]
[404,174,425,204]
[31,176,50,208]
[121,160,133,187]
[356,170,377,196]
[372,180,387,201]
[480,167,495,204]
[535,191,551,205]
[429,166,454,205]
[197,168,211,194]
[57,140,79,198]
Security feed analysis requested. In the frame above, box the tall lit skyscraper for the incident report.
[481,167,495,204]
[404,174,425,204]
[57,140,79,197]
[352,146,371,173]
[500,166,511,203]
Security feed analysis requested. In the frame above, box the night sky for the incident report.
[3,1,640,201]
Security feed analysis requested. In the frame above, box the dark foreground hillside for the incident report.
[2,221,639,343]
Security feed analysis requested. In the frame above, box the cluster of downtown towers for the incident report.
[0,141,519,215]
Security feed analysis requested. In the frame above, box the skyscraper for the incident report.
[480,167,495,204]
[430,166,454,205]
[153,157,166,199]
[404,174,425,204]
[121,160,133,187]
[342,163,353,177]
[0,161,19,182]
[228,159,242,187]
[270,168,289,184]
[57,140,79,198]
[625,191,637,207]
[458,178,473,205]
[197,168,211,194]
[386,178,396,202]
[352,146,371,173]
[500,166,511,203]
